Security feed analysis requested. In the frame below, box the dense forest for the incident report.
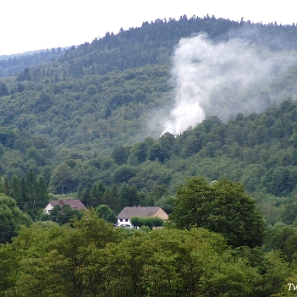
[0,48,66,77]
[2,15,297,295]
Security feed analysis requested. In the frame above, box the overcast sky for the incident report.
[1,0,296,56]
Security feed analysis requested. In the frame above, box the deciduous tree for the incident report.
[0,193,32,243]
[50,163,73,194]
[170,177,265,247]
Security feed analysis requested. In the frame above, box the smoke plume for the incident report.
[162,33,297,135]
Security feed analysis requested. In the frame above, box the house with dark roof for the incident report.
[44,199,87,215]
[117,206,168,227]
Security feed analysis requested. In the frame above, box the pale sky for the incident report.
[0,0,296,56]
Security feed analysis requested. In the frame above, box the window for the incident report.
[120,219,123,222]
[125,219,128,222]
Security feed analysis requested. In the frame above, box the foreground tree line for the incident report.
[1,177,297,296]
[0,215,289,297]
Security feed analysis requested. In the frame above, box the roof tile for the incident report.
[117,206,162,219]
[49,199,87,211]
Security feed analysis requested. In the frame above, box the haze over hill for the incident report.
[3,15,297,297]
[161,32,297,135]
[1,16,297,201]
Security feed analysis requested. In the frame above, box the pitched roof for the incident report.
[117,206,162,219]
[49,199,87,211]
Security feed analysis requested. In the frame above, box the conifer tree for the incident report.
[0,175,3,193]
[80,188,92,207]
[3,177,10,196]
[20,177,29,203]
[103,184,121,213]
[37,176,49,209]
[90,181,105,207]
[26,168,38,201]
[11,175,22,203]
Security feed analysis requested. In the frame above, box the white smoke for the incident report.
[162,33,297,135]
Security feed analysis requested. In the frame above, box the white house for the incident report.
[116,206,168,227]
[44,199,87,214]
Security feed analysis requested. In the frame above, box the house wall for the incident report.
[116,207,168,228]
[43,203,54,215]
[153,208,169,220]
[117,218,132,227]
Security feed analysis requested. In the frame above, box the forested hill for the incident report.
[2,16,297,79]
[1,98,297,228]
[1,16,297,210]
[0,48,66,77]
[3,17,297,296]
[58,16,297,77]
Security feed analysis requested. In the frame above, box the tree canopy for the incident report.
[170,177,265,247]
[0,210,292,296]
[0,193,32,243]
[1,15,297,296]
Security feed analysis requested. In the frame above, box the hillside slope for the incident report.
[0,48,66,77]
[1,16,297,211]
